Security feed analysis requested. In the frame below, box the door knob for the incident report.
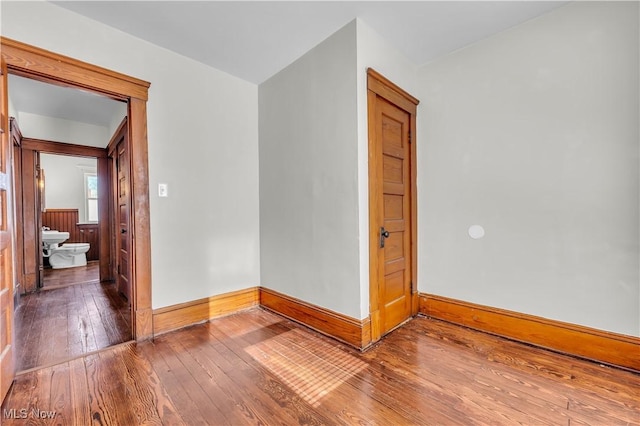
[121,229,127,234]
[380,227,390,248]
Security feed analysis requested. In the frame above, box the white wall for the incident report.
[108,113,127,139]
[355,20,420,318]
[3,1,637,336]
[1,1,261,309]
[8,93,16,118]
[39,153,96,222]
[417,1,639,336]
[16,112,110,147]
[259,21,361,318]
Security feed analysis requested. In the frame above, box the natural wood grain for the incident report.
[420,293,640,372]
[76,223,99,261]
[0,57,15,402]
[40,211,100,261]
[42,208,81,248]
[21,138,107,158]
[260,287,370,348]
[97,155,112,282]
[9,118,24,295]
[20,137,109,292]
[42,261,98,289]
[19,148,39,293]
[152,287,259,335]
[3,37,152,344]
[128,99,153,341]
[15,264,131,372]
[3,309,638,424]
[1,37,149,101]
[367,68,419,344]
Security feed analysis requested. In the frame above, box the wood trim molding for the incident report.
[1,37,149,101]
[367,68,419,343]
[419,293,640,372]
[153,287,260,335]
[128,99,153,339]
[9,117,22,144]
[22,138,107,158]
[3,38,152,341]
[367,68,419,112]
[152,287,639,372]
[260,287,371,349]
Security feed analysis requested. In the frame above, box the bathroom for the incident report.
[40,153,99,277]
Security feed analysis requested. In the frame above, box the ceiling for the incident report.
[8,74,127,128]
[10,1,568,129]
[53,1,569,84]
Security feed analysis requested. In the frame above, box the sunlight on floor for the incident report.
[245,328,367,407]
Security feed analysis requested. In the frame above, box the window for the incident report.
[85,173,98,222]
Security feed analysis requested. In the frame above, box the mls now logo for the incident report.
[3,408,27,419]
[4,408,57,419]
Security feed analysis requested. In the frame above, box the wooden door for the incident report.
[10,119,23,296]
[115,134,131,302]
[0,58,16,402]
[368,69,419,342]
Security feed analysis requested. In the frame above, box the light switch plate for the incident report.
[158,183,168,197]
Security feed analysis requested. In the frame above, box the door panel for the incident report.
[368,69,418,342]
[380,99,411,334]
[0,58,16,402]
[115,134,131,302]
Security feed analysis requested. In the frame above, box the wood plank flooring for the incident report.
[2,308,638,425]
[42,262,100,289]
[15,263,131,372]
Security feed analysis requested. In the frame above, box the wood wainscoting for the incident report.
[41,209,99,261]
[42,209,81,243]
[260,288,371,349]
[419,293,640,372]
[152,287,260,335]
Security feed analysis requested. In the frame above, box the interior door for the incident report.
[115,132,131,302]
[368,69,419,341]
[0,58,16,402]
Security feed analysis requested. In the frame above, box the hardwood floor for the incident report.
[42,261,99,289]
[15,263,131,372]
[2,308,638,425]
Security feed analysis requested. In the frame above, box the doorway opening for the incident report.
[1,37,152,384]
[8,75,133,371]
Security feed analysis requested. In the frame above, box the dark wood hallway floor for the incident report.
[42,261,100,289]
[3,308,638,425]
[15,263,131,372]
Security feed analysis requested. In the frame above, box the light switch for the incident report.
[158,183,168,197]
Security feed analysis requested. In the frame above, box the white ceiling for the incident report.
[8,74,127,128]
[10,1,568,129]
[53,1,569,84]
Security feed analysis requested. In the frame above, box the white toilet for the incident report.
[42,229,90,269]
[48,243,91,269]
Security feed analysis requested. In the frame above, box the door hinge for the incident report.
[408,130,411,143]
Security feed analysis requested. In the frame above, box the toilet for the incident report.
[47,243,91,269]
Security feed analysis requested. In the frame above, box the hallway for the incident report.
[15,263,131,371]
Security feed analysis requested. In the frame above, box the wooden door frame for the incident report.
[9,118,23,296]
[21,138,111,288]
[107,118,130,299]
[1,37,153,340]
[367,68,419,343]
